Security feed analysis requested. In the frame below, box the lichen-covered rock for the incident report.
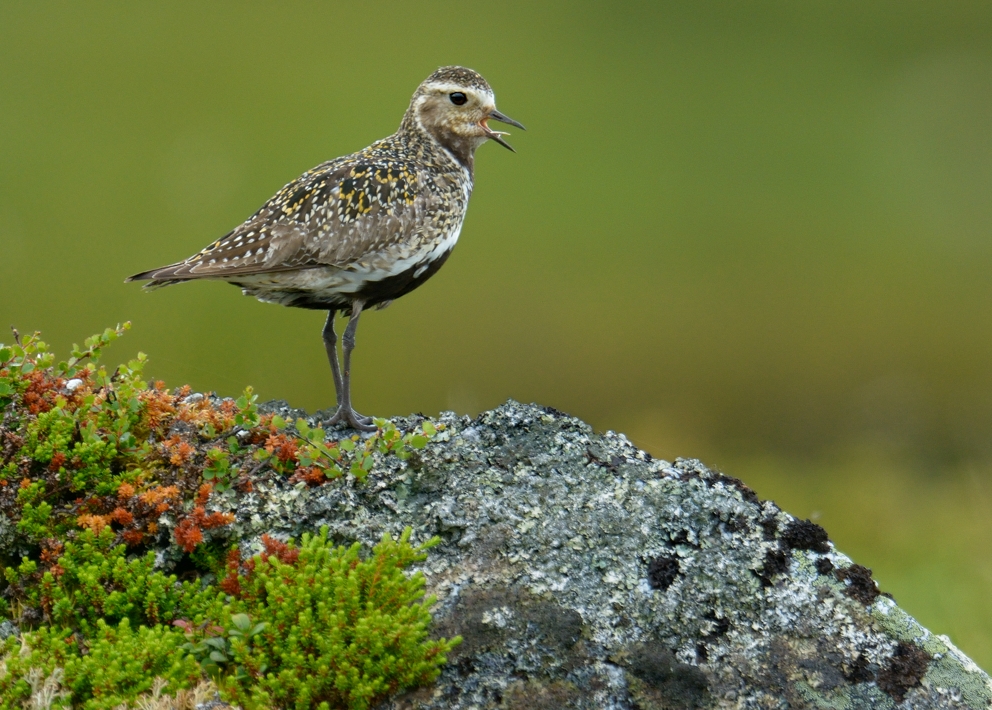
[230,400,990,709]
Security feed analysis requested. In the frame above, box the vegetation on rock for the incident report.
[0,325,456,709]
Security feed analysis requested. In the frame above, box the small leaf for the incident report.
[0,347,10,363]
[231,613,251,632]
[271,414,286,430]
[410,435,428,449]
[422,422,436,436]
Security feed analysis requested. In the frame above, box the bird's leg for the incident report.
[327,300,376,432]
[321,310,343,408]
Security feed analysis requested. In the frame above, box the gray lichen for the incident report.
[226,400,991,709]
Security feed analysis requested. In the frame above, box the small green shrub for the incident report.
[0,327,452,708]
[0,619,202,710]
[2,527,219,635]
[212,527,460,710]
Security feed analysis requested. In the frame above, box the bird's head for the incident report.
[404,66,524,166]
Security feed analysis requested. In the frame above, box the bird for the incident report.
[127,66,523,432]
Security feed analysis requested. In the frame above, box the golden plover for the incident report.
[127,66,523,431]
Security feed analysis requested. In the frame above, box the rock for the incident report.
[231,400,990,709]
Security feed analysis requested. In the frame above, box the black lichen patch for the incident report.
[781,519,830,553]
[835,564,881,605]
[678,463,760,505]
[759,515,780,541]
[754,549,790,587]
[709,472,760,505]
[767,636,848,700]
[502,680,582,710]
[647,555,681,591]
[436,586,585,663]
[877,641,931,703]
[618,641,710,710]
[843,653,874,683]
[695,643,708,663]
[815,557,834,576]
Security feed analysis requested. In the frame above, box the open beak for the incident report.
[483,108,526,152]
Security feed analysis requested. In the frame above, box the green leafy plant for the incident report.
[0,619,203,710]
[0,327,451,709]
[213,527,460,710]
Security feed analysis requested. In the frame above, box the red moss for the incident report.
[122,529,144,546]
[163,436,195,467]
[288,466,328,487]
[173,503,235,553]
[264,433,298,464]
[174,518,203,553]
[138,386,177,432]
[39,540,64,565]
[260,534,300,566]
[139,485,180,508]
[109,507,134,526]
[48,451,67,472]
[195,483,213,506]
[21,370,62,414]
[219,547,243,597]
[77,514,110,534]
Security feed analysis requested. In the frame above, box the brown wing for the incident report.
[127,155,437,285]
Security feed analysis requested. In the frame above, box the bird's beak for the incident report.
[483,108,526,153]
[490,109,526,131]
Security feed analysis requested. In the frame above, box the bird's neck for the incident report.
[398,111,477,178]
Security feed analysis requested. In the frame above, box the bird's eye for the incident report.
[449,92,468,106]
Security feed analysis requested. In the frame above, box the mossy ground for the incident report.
[0,325,458,709]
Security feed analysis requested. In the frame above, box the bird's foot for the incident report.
[326,405,377,432]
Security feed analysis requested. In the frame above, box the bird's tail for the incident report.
[125,264,190,290]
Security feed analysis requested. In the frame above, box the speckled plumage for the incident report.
[128,66,522,429]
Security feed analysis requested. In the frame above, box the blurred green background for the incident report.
[3,1,992,666]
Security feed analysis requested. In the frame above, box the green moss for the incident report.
[0,326,451,709]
